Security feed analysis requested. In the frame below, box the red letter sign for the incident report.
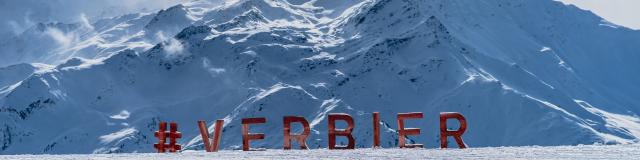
[198,119,224,152]
[372,112,380,148]
[328,113,355,149]
[283,116,311,150]
[242,117,266,151]
[153,122,182,153]
[154,122,182,153]
[440,112,467,148]
[397,112,423,148]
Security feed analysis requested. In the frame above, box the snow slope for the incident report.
[1,0,640,154]
[2,144,640,160]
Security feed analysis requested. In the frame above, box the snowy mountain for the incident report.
[0,15,145,67]
[0,63,53,95]
[1,0,640,154]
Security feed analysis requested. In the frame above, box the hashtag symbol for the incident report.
[154,122,182,153]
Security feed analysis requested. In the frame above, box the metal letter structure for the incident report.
[397,112,423,148]
[242,117,266,151]
[283,116,311,150]
[440,112,468,149]
[372,112,380,148]
[154,122,182,153]
[327,113,355,149]
[198,119,224,152]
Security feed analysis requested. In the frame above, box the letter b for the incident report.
[327,113,355,149]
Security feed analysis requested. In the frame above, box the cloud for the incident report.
[79,13,94,30]
[164,38,185,55]
[155,31,185,57]
[44,27,77,48]
[4,10,36,36]
[7,21,22,35]
[202,58,226,77]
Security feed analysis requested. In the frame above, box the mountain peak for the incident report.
[144,4,197,37]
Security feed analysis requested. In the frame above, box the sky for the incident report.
[558,0,640,30]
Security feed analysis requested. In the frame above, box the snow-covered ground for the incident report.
[2,144,639,160]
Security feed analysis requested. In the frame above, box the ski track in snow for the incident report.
[2,144,639,160]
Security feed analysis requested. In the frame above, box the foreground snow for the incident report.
[2,144,639,160]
